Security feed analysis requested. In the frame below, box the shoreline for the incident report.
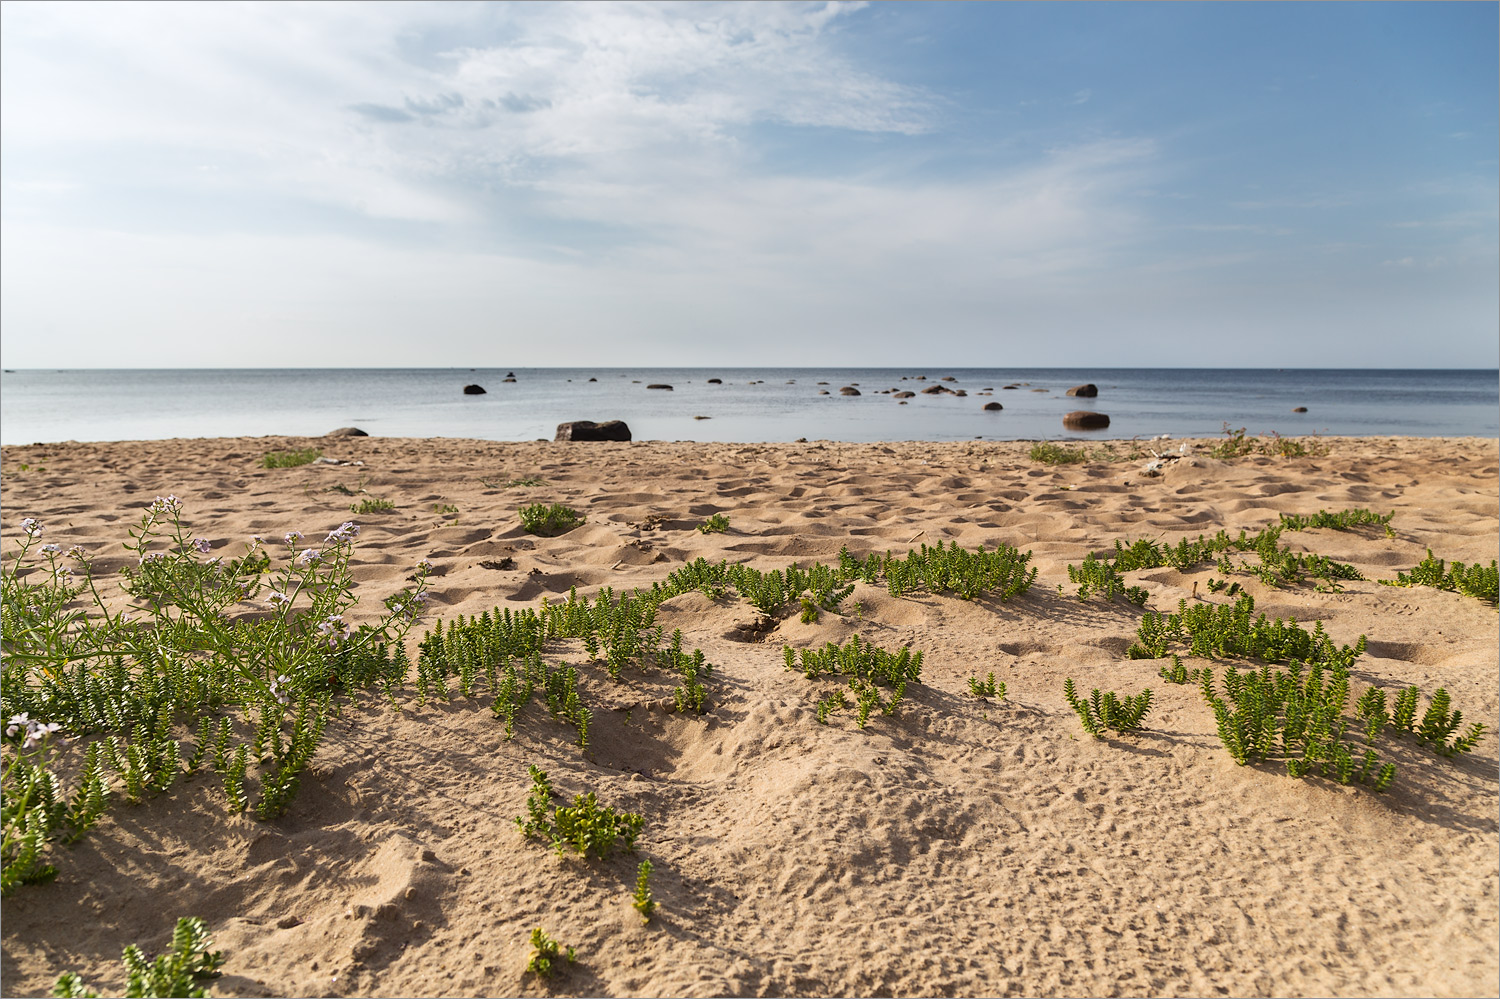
[2,434,1496,997]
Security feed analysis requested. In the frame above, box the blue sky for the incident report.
[1,1,1495,368]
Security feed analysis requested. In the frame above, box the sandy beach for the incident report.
[1,433,1496,999]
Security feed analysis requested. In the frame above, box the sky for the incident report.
[1,1,1495,369]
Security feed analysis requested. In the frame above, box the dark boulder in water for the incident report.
[983,403,1003,412]
[463,384,487,395]
[1066,383,1098,397]
[555,420,632,442]
[893,391,915,399]
[324,427,369,437]
[839,386,861,396]
[1063,410,1110,429]
[1292,406,1308,413]
[707,378,722,384]
[647,384,673,391]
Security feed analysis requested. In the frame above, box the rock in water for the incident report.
[707,378,722,384]
[555,420,632,442]
[647,384,673,391]
[983,403,1002,412]
[840,386,861,396]
[1063,411,1110,429]
[463,384,486,395]
[1066,384,1099,397]
[1293,406,1308,413]
[324,427,369,437]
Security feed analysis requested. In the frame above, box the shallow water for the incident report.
[1,367,1495,445]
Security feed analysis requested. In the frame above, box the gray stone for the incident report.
[1062,410,1110,429]
[555,420,632,442]
[1066,383,1099,397]
[324,427,369,437]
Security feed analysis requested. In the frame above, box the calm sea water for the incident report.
[1,368,1495,446]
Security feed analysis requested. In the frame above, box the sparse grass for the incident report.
[1030,441,1087,464]
[968,673,1005,700]
[351,497,396,514]
[260,448,321,469]
[518,503,585,536]
[433,503,458,515]
[1380,550,1498,607]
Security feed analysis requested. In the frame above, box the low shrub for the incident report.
[260,448,321,469]
[518,503,585,536]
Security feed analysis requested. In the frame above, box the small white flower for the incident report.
[39,544,61,556]
[193,538,212,554]
[266,591,291,607]
[6,713,30,738]
[284,531,303,545]
[20,518,43,537]
[67,545,87,559]
[298,548,321,566]
[416,559,434,572]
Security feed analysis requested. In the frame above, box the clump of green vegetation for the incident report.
[968,673,1005,700]
[433,503,458,515]
[1066,554,1148,605]
[1278,508,1394,535]
[1063,679,1152,738]
[881,540,1037,601]
[515,766,644,860]
[785,635,923,728]
[503,476,549,488]
[518,503,585,536]
[1200,663,1395,789]
[1380,550,1498,607]
[260,447,321,469]
[524,927,576,979]
[351,497,396,514]
[697,513,730,534]
[1129,593,1366,670]
[1209,424,1326,460]
[3,505,431,889]
[1029,441,1087,464]
[1158,655,1195,684]
[52,916,225,998]
[632,860,657,923]
[1362,685,1487,758]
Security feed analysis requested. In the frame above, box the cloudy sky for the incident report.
[1,1,1495,368]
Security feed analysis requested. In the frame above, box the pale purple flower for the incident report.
[298,548,321,566]
[66,545,87,559]
[416,558,434,573]
[150,495,181,514]
[119,612,132,624]
[413,591,430,605]
[325,522,360,543]
[249,535,265,548]
[266,591,291,608]
[317,615,351,647]
[23,721,62,749]
[20,518,42,537]
[284,531,303,545]
[193,538,212,554]
[39,544,61,557]
[269,674,293,706]
[140,551,168,565]
[6,713,31,738]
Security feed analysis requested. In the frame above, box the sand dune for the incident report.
[1,434,1496,998]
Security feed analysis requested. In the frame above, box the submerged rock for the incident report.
[462,384,486,395]
[1063,411,1110,429]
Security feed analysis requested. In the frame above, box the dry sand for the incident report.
[1,434,1496,999]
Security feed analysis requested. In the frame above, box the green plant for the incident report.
[1129,593,1365,671]
[1278,508,1394,535]
[633,860,657,923]
[503,476,550,488]
[697,513,730,534]
[3,504,431,886]
[1375,685,1486,757]
[786,635,922,727]
[52,916,225,998]
[260,448,321,469]
[1066,554,1148,605]
[350,497,396,514]
[968,673,1005,699]
[799,597,820,624]
[518,503,585,536]
[524,927,576,979]
[1030,442,1087,464]
[1209,425,1257,459]
[1380,550,1498,607]
[515,766,644,860]
[1158,655,1194,684]
[1199,662,1395,789]
[433,503,459,515]
[1063,679,1152,738]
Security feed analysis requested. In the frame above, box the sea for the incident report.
[1,368,1496,447]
